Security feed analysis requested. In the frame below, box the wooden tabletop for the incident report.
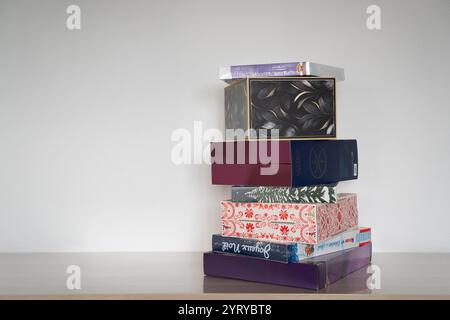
[0,252,449,299]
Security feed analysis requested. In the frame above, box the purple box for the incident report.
[203,243,371,290]
[219,62,345,82]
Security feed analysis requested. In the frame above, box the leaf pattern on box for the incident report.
[244,185,337,203]
[250,79,335,138]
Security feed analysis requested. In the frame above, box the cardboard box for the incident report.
[225,77,336,139]
[203,243,372,290]
[219,61,345,82]
[231,183,338,203]
[211,140,358,187]
[212,227,371,263]
[221,193,358,244]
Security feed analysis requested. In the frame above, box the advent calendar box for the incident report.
[212,227,371,263]
[220,193,358,244]
[225,77,336,139]
[211,140,358,187]
[219,61,345,82]
[203,243,372,290]
[231,183,338,203]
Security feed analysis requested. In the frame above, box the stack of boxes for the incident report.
[203,62,372,290]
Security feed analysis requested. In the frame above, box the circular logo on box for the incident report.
[309,146,327,178]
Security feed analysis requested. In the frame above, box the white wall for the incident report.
[0,0,449,252]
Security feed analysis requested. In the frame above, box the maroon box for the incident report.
[210,140,358,187]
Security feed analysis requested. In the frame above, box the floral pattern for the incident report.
[279,210,288,220]
[220,194,358,244]
[280,226,289,235]
[244,208,254,218]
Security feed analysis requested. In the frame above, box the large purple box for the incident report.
[203,243,371,290]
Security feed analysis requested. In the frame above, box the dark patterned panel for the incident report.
[224,80,248,133]
[250,78,335,138]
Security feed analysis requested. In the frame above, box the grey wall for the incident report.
[0,0,449,252]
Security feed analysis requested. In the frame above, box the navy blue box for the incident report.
[211,140,358,187]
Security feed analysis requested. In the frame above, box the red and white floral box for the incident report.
[220,193,358,244]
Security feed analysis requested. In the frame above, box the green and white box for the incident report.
[231,184,337,203]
